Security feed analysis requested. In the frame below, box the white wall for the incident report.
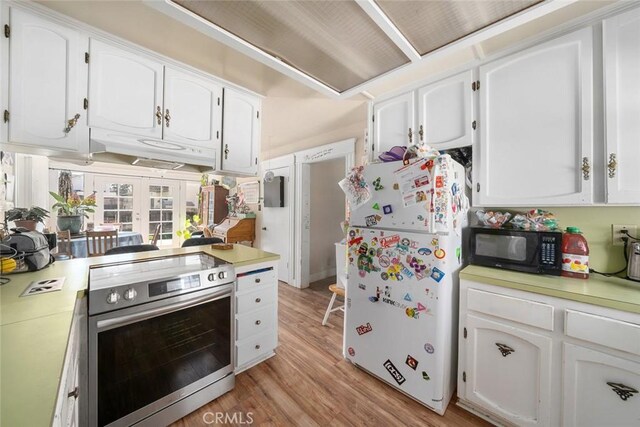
[308,157,345,282]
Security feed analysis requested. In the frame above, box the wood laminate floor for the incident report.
[172,278,489,426]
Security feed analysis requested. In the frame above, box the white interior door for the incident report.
[221,88,260,175]
[259,165,291,283]
[88,38,163,138]
[163,67,222,149]
[94,176,142,234]
[9,8,88,151]
[142,180,180,248]
[604,7,640,204]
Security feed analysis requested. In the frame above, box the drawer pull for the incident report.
[496,343,514,357]
[255,344,261,350]
[255,297,261,303]
[255,278,261,283]
[607,382,638,401]
[255,320,261,325]
[67,387,79,399]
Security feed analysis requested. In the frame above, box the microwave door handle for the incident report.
[96,285,231,331]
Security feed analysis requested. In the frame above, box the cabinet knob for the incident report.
[164,109,171,127]
[418,125,424,142]
[156,106,162,125]
[495,343,514,357]
[607,382,638,401]
[582,157,590,181]
[255,278,261,283]
[255,344,261,350]
[255,297,261,303]
[224,144,230,160]
[67,387,79,399]
[255,320,261,325]
[64,114,81,133]
[408,127,413,144]
[608,153,617,178]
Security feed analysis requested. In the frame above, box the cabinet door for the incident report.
[417,70,474,149]
[163,67,222,149]
[464,314,552,426]
[476,28,593,206]
[372,92,415,157]
[8,8,88,152]
[563,343,640,427]
[221,88,260,175]
[604,8,640,203]
[88,39,163,138]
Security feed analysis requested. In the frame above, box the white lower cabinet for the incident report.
[459,279,640,427]
[234,261,278,373]
[464,314,552,426]
[563,343,640,427]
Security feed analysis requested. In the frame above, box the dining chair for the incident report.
[86,230,118,257]
[105,244,159,256]
[54,230,73,260]
[150,224,161,246]
[181,237,223,247]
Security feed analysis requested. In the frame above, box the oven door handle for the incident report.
[96,285,232,331]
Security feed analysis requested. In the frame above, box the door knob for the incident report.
[262,227,267,230]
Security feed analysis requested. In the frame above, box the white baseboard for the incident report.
[309,268,336,283]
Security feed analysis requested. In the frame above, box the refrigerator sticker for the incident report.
[348,236,363,247]
[418,248,432,256]
[417,303,427,312]
[383,360,406,386]
[382,204,392,214]
[394,158,433,207]
[356,323,373,335]
[348,347,355,357]
[365,215,381,227]
[372,202,380,210]
[370,237,379,247]
[456,247,461,263]
[424,343,435,354]
[430,267,445,283]
[380,235,400,248]
[369,287,382,302]
[383,286,392,298]
[405,355,419,370]
[434,248,446,259]
[358,284,366,290]
[372,177,384,191]
[397,238,410,252]
[393,183,399,190]
[422,371,430,381]
[381,272,389,281]
[405,308,419,319]
[404,293,412,302]
[339,166,371,209]
[378,256,390,268]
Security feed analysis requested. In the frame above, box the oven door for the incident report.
[88,284,233,427]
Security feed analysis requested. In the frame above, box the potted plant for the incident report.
[176,214,201,240]
[5,206,49,231]
[50,191,97,234]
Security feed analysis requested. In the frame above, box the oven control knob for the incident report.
[208,273,216,282]
[218,271,227,280]
[106,291,120,305]
[123,288,137,301]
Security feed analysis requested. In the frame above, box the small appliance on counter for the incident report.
[469,227,562,275]
[628,241,640,282]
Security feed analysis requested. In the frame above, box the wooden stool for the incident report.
[322,284,345,326]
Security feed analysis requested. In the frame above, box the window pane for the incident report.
[162,186,171,196]
[150,199,161,209]
[162,198,173,209]
[119,211,133,223]
[162,211,173,221]
[103,211,117,223]
[121,224,133,232]
[104,197,117,210]
[119,184,133,197]
[149,223,160,234]
[149,211,161,222]
[149,185,162,197]
[160,233,172,240]
[162,223,173,234]
[104,184,118,197]
[119,198,133,210]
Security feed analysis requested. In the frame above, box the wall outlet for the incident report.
[612,224,637,246]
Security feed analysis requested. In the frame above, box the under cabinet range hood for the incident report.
[89,128,216,172]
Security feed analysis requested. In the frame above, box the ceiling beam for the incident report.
[355,0,421,62]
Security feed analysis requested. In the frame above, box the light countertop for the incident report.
[460,265,640,314]
[0,244,278,427]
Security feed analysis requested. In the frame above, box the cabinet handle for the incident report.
[255,344,261,350]
[63,114,81,133]
[408,127,413,144]
[67,387,79,399]
[255,320,261,325]
[607,382,638,401]
[582,157,590,181]
[156,106,162,125]
[608,153,617,178]
[164,109,171,127]
[495,343,514,357]
[224,144,229,160]
[255,278,261,283]
[418,125,424,142]
[255,297,261,303]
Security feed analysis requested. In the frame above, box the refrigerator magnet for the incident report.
[405,355,419,370]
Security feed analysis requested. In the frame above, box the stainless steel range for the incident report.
[87,252,235,427]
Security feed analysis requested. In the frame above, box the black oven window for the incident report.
[97,296,231,426]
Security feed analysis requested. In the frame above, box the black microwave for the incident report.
[469,227,563,275]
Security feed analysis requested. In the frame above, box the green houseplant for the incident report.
[5,206,49,231]
[176,214,200,240]
[50,191,97,234]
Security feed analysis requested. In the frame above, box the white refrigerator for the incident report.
[343,156,467,415]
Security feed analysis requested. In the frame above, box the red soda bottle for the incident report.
[561,227,589,279]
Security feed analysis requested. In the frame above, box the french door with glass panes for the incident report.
[94,177,142,233]
[144,180,179,247]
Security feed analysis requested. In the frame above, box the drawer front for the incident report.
[236,304,276,341]
[236,268,277,293]
[467,288,554,331]
[565,309,640,356]
[236,331,277,368]
[236,286,276,314]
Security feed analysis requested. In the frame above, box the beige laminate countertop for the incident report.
[0,244,278,427]
[461,265,640,314]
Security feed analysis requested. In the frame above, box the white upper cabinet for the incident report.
[163,67,222,148]
[604,7,640,204]
[88,39,164,138]
[417,70,475,149]
[476,28,593,206]
[8,8,88,152]
[222,88,260,175]
[372,91,415,156]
